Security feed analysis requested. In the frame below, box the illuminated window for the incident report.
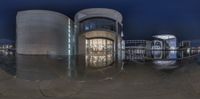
[86,38,114,68]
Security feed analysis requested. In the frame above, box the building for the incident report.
[14,9,200,69]
[75,8,124,68]
[16,9,124,68]
[125,40,152,61]
[16,10,74,56]
[152,34,177,66]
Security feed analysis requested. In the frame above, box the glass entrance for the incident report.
[86,38,114,68]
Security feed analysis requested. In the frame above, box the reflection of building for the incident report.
[124,34,178,67]
[125,40,151,60]
[0,44,15,56]
[0,45,13,50]
[16,10,74,55]
[75,8,123,68]
[16,55,67,80]
[0,50,14,56]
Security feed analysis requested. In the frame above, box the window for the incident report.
[80,18,116,33]
[86,38,114,68]
[118,23,122,34]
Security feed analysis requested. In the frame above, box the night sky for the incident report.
[1,0,200,41]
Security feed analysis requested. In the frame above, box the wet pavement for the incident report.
[1,55,200,98]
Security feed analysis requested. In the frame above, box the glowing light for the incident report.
[153,34,176,40]
[187,48,190,54]
[86,38,114,67]
[154,60,176,66]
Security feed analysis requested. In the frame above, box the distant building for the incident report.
[0,39,15,55]
[152,34,177,66]
[179,40,191,48]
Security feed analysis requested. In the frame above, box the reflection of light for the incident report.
[170,47,176,50]
[198,47,200,53]
[9,52,13,55]
[9,45,13,48]
[0,44,14,50]
[187,48,190,54]
[152,44,162,59]
[4,51,8,55]
[170,47,177,54]
[0,49,14,56]
[154,60,176,66]
[154,61,178,70]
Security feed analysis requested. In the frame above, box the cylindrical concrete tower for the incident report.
[75,8,123,68]
[16,10,74,55]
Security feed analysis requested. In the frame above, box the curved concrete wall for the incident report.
[16,10,74,55]
[75,8,123,24]
[75,8,123,55]
[75,8,124,67]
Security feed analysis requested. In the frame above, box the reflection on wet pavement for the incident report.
[1,54,200,98]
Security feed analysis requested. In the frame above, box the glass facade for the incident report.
[67,19,74,56]
[80,18,116,33]
[118,23,122,34]
[152,40,163,59]
[85,38,114,68]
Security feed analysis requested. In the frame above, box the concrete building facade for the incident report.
[16,10,74,55]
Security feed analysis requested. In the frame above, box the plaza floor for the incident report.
[0,55,200,99]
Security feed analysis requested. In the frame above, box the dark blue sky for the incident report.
[1,0,200,41]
